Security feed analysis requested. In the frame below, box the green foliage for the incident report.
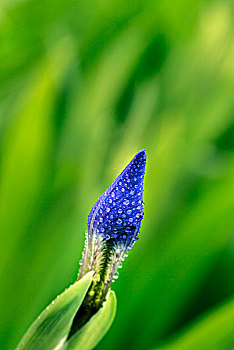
[16,273,116,350]
[0,0,234,349]
[16,273,93,350]
[157,297,234,350]
[66,291,116,350]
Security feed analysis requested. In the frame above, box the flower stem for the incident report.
[67,240,114,339]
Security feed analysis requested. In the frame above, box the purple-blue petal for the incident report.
[87,150,146,246]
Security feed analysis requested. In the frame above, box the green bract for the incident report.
[16,273,116,350]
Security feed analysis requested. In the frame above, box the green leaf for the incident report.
[65,290,117,350]
[16,273,93,350]
[157,297,234,350]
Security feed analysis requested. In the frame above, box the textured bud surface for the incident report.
[87,150,146,248]
[75,150,146,331]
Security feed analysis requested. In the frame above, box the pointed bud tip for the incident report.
[133,149,147,162]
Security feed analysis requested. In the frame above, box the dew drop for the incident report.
[116,218,122,225]
[123,199,129,205]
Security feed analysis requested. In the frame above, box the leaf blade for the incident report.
[65,290,117,350]
[16,273,93,350]
[157,297,234,350]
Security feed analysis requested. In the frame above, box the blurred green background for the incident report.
[0,0,234,349]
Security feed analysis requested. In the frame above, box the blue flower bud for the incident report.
[72,150,146,334]
[87,149,146,248]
